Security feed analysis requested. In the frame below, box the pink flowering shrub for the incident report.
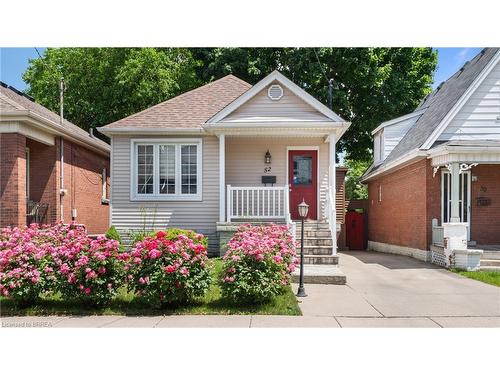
[123,229,211,306]
[220,224,298,303]
[52,232,124,306]
[0,223,124,306]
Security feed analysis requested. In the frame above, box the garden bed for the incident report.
[0,259,301,316]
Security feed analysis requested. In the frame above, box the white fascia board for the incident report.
[207,70,347,124]
[427,144,500,158]
[97,127,206,135]
[421,50,500,150]
[360,149,426,183]
[371,109,426,135]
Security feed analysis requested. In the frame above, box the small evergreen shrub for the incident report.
[105,226,121,243]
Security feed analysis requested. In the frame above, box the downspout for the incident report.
[59,77,65,222]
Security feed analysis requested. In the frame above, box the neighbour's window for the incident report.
[102,168,108,199]
[133,140,201,200]
[378,184,382,202]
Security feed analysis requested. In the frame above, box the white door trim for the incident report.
[441,169,472,240]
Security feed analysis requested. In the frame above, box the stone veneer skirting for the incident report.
[367,240,431,262]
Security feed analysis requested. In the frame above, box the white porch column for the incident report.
[449,162,460,223]
[328,133,337,254]
[218,134,225,222]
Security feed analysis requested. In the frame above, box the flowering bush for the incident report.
[51,232,124,306]
[123,229,211,306]
[220,224,298,303]
[0,223,124,306]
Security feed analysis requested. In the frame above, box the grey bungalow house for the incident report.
[98,71,350,262]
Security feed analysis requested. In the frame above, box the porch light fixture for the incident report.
[265,150,272,164]
[297,199,309,298]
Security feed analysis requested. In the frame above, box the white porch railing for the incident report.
[431,218,444,247]
[226,185,289,222]
[324,187,337,254]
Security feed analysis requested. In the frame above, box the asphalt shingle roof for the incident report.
[369,47,499,175]
[0,83,110,152]
[102,74,252,129]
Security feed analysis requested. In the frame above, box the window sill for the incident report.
[130,195,202,202]
[101,198,110,205]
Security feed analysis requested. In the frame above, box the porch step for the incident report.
[304,238,333,247]
[304,254,338,265]
[292,265,346,285]
[480,259,500,267]
[303,245,334,255]
[482,251,500,260]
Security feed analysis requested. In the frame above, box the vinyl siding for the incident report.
[438,60,500,141]
[221,81,330,123]
[225,137,331,220]
[383,116,420,158]
[110,135,220,252]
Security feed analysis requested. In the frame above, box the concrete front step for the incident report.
[292,265,346,285]
[480,259,500,267]
[482,251,500,260]
[303,245,334,255]
[304,254,338,265]
[303,238,333,247]
[297,230,332,238]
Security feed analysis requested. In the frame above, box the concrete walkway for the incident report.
[1,251,499,328]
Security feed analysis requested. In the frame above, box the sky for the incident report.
[0,47,484,91]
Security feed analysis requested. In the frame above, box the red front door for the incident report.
[288,150,317,220]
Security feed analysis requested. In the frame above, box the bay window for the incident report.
[132,139,202,200]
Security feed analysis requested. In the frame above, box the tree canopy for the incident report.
[23,47,437,159]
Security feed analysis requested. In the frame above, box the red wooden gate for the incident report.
[346,211,365,250]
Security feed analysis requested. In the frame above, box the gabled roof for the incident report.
[0,82,110,153]
[385,48,499,164]
[101,75,252,130]
[363,47,500,180]
[206,70,347,125]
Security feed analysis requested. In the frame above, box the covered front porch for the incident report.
[428,140,500,269]
[215,134,341,257]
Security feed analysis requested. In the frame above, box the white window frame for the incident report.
[130,138,203,201]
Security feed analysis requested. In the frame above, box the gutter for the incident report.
[360,149,427,183]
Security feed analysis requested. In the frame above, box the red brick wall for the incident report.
[61,139,110,234]
[26,138,59,224]
[0,133,27,227]
[367,159,429,250]
[471,165,500,245]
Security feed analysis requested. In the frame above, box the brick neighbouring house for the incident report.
[0,82,110,234]
[361,48,500,270]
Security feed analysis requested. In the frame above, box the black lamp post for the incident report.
[297,199,309,297]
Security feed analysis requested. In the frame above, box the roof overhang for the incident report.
[371,108,426,135]
[97,127,206,136]
[428,141,500,166]
[361,149,427,183]
[1,111,110,155]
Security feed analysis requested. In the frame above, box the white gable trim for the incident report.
[371,109,426,135]
[420,49,500,150]
[205,70,347,125]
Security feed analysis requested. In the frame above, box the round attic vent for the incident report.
[267,84,283,101]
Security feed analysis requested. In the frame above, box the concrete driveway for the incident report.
[296,251,500,327]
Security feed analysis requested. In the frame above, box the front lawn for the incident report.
[0,259,301,316]
[453,270,500,287]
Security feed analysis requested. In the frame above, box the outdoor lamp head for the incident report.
[265,150,272,164]
[298,199,309,218]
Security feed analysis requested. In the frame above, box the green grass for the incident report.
[0,259,301,317]
[453,269,500,287]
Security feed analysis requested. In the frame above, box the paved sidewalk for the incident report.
[1,251,499,328]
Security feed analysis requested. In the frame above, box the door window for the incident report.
[293,156,312,185]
